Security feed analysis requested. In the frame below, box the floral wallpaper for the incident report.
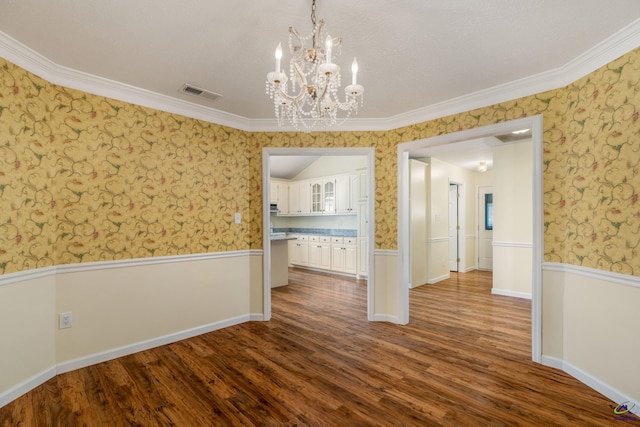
[0,60,252,273]
[1,45,640,275]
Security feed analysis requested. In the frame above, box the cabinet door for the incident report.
[323,180,335,214]
[298,182,311,214]
[298,242,309,265]
[349,174,359,211]
[277,183,288,214]
[311,181,323,213]
[358,170,368,201]
[335,175,351,214]
[308,243,321,268]
[270,182,278,204]
[291,242,309,266]
[319,244,331,269]
[288,183,300,214]
[331,245,345,272]
[344,245,357,274]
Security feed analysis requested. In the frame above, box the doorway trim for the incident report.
[262,147,376,321]
[397,115,543,362]
[448,182,463,273]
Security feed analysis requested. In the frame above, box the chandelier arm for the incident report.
[276,85,306,104]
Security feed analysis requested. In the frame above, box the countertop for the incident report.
[270,234,297,241]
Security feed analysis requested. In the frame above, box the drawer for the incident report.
[331,237,344,244]
[296,235,308,242]
[309,235,319,242]
[344,237,357,245]
[320,236,332,243]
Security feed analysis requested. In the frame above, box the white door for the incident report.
[478,186,493,270]
[449,184,459,272]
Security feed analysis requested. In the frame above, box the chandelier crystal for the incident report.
[266,0,364,131]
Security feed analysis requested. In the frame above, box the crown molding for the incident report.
[0,31,250,131]
[2,18,640,133]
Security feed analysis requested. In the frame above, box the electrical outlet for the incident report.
[59,312,73,329]
[234,213,241,224]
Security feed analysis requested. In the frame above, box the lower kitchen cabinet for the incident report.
[308,236,332,270]
[288,235,309,266]
[288,234,358,276]
[331,237,357,275]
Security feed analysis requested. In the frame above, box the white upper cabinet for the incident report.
[270,179,289,213]
[288,181,311,215]
[335,174,359,215]
[274,172,359,216]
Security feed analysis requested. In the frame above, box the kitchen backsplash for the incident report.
[273,228,357,237]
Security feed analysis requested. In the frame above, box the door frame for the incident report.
[448,182,463,273]
[477,185,493,271]
[262,147,376,321]
[397,115,543,363]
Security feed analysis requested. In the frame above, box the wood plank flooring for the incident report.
[0,269,624,426]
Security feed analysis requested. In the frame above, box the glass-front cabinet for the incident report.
[310,179,336,214]
[311,182,322,213]
[324,180,335,214]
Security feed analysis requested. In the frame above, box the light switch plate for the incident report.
[234,213,241,224]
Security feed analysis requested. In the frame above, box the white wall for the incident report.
[542,266,640,407]
[491,140,533,297]
[55,254,252,366]
[0,274,56,407]
[409,160,429,287]
[0,252,259,408]
[271,213,357,230]
[416,157,478,284]
[293,156,367,180]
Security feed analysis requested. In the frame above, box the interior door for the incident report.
[478,186,493,270]
[449,184,459,272]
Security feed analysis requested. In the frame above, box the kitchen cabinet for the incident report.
[270,179,289,214]
[357,169,368,201]
[310,179,336,214]
[331,237,357,275]
[308,236,331,270]
[335,174,358,214]
[288,181,311,215]
[288,235,309,266]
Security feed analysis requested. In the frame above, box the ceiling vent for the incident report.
[180,84,222,102]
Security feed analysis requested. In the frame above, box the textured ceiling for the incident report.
[1,0,640,126]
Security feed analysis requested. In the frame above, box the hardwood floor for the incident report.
[0,269,623,426]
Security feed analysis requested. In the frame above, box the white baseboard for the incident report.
[541,355,639,409]
[0,366,56,408]
[491,288,532,299]
[373,314,400,324]
[56,314,250,375]
[250,313,265,321]
[428,273,450,284]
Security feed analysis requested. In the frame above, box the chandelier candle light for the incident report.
[266,0,364,131]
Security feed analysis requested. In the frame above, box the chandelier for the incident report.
[265,0,364,131]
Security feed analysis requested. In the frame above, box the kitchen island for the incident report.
[270,234,296,287]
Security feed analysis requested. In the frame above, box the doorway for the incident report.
[262,147,376,322]
[478,186,493,270]
[449,183,461,272]
[397,115,543,362]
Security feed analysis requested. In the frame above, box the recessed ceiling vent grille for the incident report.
[180,84,222,102]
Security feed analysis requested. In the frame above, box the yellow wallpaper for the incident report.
[1,46,640,275]
[1,60,252,273]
